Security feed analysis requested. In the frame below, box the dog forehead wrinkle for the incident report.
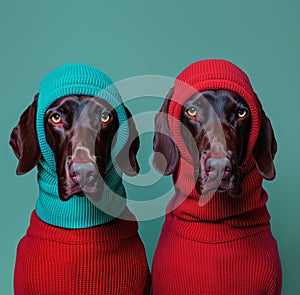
[54,96,110,115]
[52,96,81,109]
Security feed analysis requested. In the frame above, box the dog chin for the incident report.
[58,187,84,201]
[59,182,103,202]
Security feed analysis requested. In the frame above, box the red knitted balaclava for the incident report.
[168,59,261,161]
[165,59,270,223]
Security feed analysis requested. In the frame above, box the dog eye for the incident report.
[187,107,197,117]
[50,113,62,124]
[100,113,111,123]
[237,108,248,119]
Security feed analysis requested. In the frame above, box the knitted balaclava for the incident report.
[166,59,270,224]
[35,64,129,228]
[169,59,261,162]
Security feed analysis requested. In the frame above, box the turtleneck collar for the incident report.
[35,159,126,229]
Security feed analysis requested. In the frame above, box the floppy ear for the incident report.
[152,87,180,175]
[116,106,140,176]
[10,93,41,175]
[253,109,277,180]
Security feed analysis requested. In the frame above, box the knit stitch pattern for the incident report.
[14,211,150,295]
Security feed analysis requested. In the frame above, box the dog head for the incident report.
[153,60,277,197]
[10,64,139,202]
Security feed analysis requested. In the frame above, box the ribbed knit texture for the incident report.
[152,220,281,295]
[35,64,129,228]
[152,59,282,294]
[14,210,151,294]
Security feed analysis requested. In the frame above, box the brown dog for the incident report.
[151,59,282,295]
[10,63,150,295]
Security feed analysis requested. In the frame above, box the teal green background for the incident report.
[1,0,299,294]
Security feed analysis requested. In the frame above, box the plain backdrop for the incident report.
[1,0,299,294]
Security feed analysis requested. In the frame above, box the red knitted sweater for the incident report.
[152,161,282,295]
[152,60,282,294]
[14,210,150,295]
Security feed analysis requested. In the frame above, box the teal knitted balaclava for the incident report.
[35,64,129,228]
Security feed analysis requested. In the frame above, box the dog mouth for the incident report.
[69,181,98,196]
[200,178,234,194]
[217,180,231,192]
[60,178,103,202]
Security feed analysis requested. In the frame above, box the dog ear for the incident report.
[10,93,41,175]
[253,109,277,180]
[152,88,180,175]
[116,106,140,176]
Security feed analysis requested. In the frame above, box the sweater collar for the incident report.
[168,156,270,226]
[35,159,126,228]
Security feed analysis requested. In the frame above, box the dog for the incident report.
[151,60,282,295]
[10,64,150,294]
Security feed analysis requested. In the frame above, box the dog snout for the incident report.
[69,162,97,185]
[205,157,232,180]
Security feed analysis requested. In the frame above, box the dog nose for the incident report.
[69,162,97,185]
[205,157,232,180]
